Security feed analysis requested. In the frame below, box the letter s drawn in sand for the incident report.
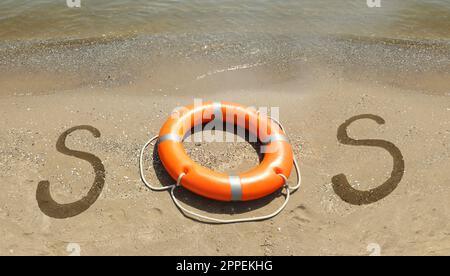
[36,125,105,219]
[332,114,405,205]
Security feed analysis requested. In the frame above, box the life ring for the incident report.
[157,101,294,201]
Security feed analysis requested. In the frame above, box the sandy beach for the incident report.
[0,31,449,255]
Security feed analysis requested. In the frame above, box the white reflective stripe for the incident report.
[229,176,242,201]
[213,102,222,116]
[159,134,182,142]
[263,133,288,144]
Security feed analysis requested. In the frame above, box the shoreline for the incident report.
[1,33,449,98]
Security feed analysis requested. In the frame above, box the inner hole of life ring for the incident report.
[182,121,264,175]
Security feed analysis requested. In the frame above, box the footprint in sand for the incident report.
[290,204,312,225]
[148,207,163,216]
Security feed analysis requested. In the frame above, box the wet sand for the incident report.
[0,34,449,255]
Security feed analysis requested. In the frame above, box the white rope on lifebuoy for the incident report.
[139,118,302,224]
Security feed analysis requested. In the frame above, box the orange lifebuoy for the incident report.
[157,102,294,201]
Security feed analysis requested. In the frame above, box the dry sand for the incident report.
[0,34,449,255]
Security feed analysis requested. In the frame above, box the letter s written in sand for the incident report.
[36,125,105,219]
[332,114,405,205]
